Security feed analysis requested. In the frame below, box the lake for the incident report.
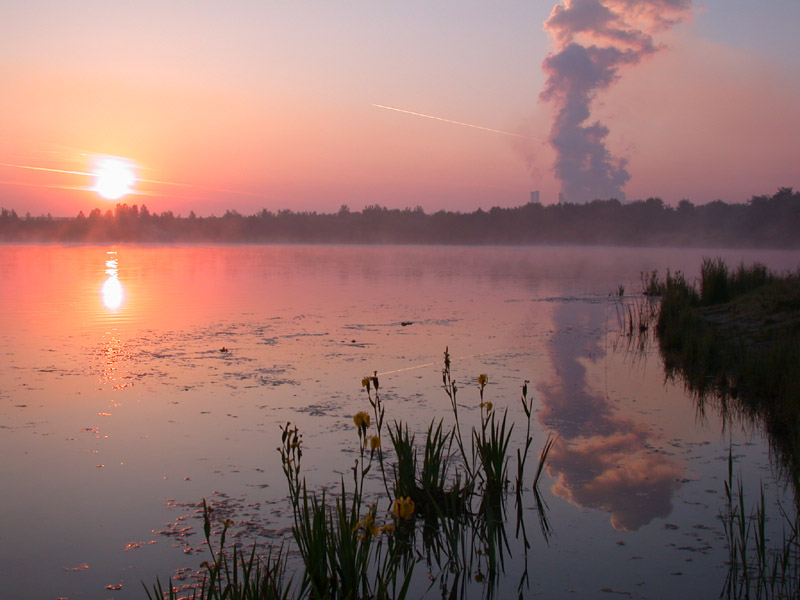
[1,244,798,599]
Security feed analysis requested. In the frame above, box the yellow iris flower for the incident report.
[353,411,371,430]
[392,496,415,520]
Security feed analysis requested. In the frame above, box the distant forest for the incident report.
[2,188,799,248]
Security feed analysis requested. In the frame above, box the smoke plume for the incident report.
[540,0,692,203]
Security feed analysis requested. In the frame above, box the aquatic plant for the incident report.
[633,260,800,597]
[722,451,800,599]
[650,260,800,479]
[641,269,665,297]
[143,349,554,599]
[143,500,291,600]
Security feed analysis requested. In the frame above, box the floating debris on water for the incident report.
[124,541,157,551]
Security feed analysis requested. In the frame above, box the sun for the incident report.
[94,158,136,200]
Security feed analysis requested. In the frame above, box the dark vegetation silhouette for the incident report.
[638,260,800,598]
[651,259,800,477]
[2,188,799,247]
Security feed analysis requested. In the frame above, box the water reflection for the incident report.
[2,245,796,600]
[102,251,124,310]
[538,301,685,531]
[97,333,131,391]
[97,251,130,391]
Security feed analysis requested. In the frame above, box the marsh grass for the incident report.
[641,269,665,297]
[700,258,777,306]
[634,260,800,598]
[605,260,800,598]
[624,261,800,451]
[475,407,512,499]
[648,260,800,477]
[143,501,290,600]
[387,421,417,501]
[145,348,553,599]
[610,275,663,356]
[722,451,800,599]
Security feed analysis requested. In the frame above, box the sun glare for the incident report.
[102,250,124,310]
[94,158,135,200]
[102,276,124,309]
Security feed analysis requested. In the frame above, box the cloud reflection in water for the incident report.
[538,301,683,531]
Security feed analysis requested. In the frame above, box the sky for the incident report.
[1,0,799,216]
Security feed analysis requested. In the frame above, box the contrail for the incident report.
[0,179,90,192]
[372,104,541,141]
[0,162,90,177]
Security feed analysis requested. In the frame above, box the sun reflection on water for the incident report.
[102,251,124,310]
[96,251,132,393]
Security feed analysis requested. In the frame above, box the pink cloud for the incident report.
[547,432,684,531]
[537,302,685,531]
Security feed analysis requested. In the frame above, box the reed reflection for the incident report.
[538,301,685,531]
[102,251,124,310]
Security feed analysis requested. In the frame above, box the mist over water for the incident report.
[1,244,798,599]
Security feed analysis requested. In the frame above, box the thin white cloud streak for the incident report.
[0,179,89,192]
[0,162,90,177]
[372,104,544,142]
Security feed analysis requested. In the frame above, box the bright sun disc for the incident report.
[94,159,135,200]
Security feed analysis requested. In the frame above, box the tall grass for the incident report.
[144,348,554,599]
[650,260,800,478]
[647,259,800,491]
[143,500,290,600]
[700,258,776,306]
[722,451,800,599]
[634,260,800,597]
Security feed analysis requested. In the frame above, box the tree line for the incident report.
[1,188,799,247]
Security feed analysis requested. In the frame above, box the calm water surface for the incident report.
[1,244,799,599]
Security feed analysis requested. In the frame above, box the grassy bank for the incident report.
[648,259,800,473]
[636,259,800,598]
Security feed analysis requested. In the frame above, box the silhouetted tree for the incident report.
[1,190,799,247]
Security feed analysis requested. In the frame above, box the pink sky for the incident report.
[1,1,799,216]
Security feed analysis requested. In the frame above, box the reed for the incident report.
[650,260,800,478]
[143,500,290,600]
[387,421,417,501]
[722,451,800,599]
[641,268,665,297]
[700,257,731,305]
[629,260,800,598]
[144,348,555,599]
[419,419,457,511]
